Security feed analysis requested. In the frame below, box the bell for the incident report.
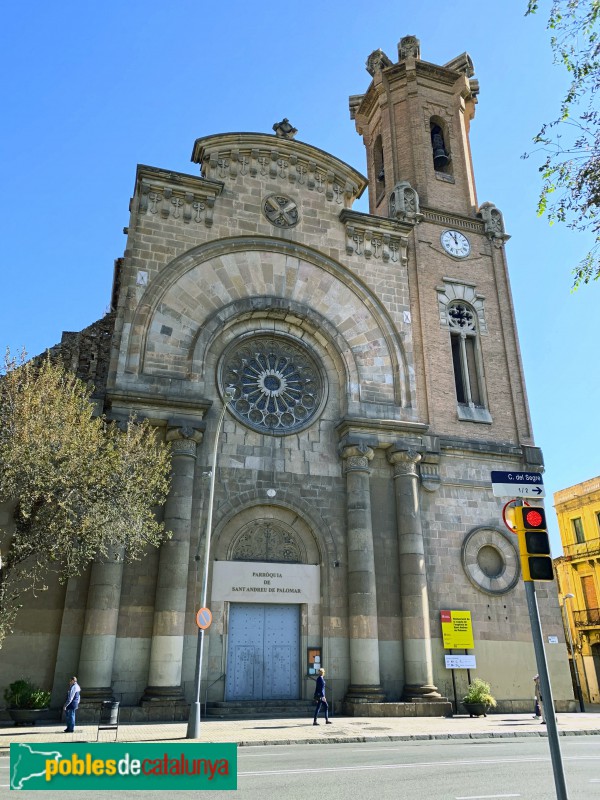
[433,145,450,170]
[431,127,450,170]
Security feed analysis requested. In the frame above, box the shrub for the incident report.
[4,679,51,709]
[462,678,497,708]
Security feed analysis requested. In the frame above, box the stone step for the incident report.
[204,700,315,719]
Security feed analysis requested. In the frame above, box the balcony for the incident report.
[563,536,600,560]
[573,608,600,627]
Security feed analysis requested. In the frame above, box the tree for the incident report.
[0,351,171,647]
[525,0,600,288]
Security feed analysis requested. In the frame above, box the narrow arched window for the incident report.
[430,118,452,174]
[448,302,484,408]
[373,135,385,198]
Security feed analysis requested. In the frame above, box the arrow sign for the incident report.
[490,470,545,498]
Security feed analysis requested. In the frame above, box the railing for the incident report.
[563,536,600,559]
[573,608,600,627]
[204,673,225,716]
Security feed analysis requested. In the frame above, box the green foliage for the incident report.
[525,0,600,287]
[462,678,497,707]
[0,350,172,647]
[4,679,51,709]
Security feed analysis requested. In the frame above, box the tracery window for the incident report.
[448,301,485,409]
[220,334,324,435]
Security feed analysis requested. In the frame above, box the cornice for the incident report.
[336,416,429,445]
[339,208,413,264]
[352,57,463,122]
[191,132,367,205]
[420,206,486,235]
[554,477,600,506]
[134,165,224,228]
[107,389,211,418]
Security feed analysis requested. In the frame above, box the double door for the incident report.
[225,603,300,701]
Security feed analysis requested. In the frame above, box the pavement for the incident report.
[1,709,599,752]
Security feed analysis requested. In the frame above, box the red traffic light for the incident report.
[522,507,546,530]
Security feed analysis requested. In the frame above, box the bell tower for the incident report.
[350,35,480,219]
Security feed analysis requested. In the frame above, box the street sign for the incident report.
[490,470,545,498]
[195,607,212,630]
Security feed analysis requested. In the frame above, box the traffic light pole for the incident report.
[524,580,570,800]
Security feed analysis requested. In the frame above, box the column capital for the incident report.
[387,446,422,477]
[340,443,374,472]
[166,423,205,451]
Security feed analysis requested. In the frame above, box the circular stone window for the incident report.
[220,335,325,434]
[461,527,520,595]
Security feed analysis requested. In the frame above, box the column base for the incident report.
[344,684,387,704]
[80,687,115,702]
[402,684,443,701]
[141,685,186,703]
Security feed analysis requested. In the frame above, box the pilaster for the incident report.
[340,443,385,704]
[388,444,440,700]
[142,424,204,703]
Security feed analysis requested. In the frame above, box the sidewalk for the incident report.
[1,711,599,752]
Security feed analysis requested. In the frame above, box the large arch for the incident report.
[123,236,411,408]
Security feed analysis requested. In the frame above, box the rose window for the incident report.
[221,336,324,434]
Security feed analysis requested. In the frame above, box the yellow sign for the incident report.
[440,610,474,649]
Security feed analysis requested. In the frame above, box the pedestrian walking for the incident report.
[63,676,81,733]
[312,668,331,725]
[533,674,545,723]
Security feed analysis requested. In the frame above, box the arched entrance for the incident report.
[211,517,321,702]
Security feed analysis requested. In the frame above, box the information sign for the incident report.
[445,654,476,669]
[441,610,474,649]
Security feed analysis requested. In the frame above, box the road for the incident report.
[1,736,598,798]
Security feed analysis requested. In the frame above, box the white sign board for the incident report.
[212,561,320,604]
[490,470,545,499]
[547,635,559,644]
[445,654,477,670]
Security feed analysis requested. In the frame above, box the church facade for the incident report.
[1,36,573,717]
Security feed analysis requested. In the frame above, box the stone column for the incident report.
[341,444,385,703]
[143,425,203,702]
[388,445,439,700]
[77,545,125,700]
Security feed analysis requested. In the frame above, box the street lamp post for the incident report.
[563,593,585,713]
[187,388,235,739]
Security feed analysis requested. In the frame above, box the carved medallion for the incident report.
[263,194,300,228]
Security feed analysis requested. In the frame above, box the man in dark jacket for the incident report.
[63,676,81,733]
[313,668,332,725]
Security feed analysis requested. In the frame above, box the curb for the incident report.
[1,727,598,754]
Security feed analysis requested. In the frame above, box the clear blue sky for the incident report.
[2,1,598,555]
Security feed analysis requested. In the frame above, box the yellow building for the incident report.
[554,477,600,705]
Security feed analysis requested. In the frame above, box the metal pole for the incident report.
[187,389,234,740]
[524,580,570,800]
[563,595,585,713]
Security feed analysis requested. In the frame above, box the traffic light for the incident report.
[514,506,554,581]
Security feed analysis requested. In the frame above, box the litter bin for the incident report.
[97,700,120,739]
[102,700,120,726]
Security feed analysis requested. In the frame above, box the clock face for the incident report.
[441,230,470,258]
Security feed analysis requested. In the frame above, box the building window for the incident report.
[430,117,452,175]
[373,135,385,202]
[572,517,585,544]
[448,302,487,413]
[220,334,325,435]
[596,510,600,534]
